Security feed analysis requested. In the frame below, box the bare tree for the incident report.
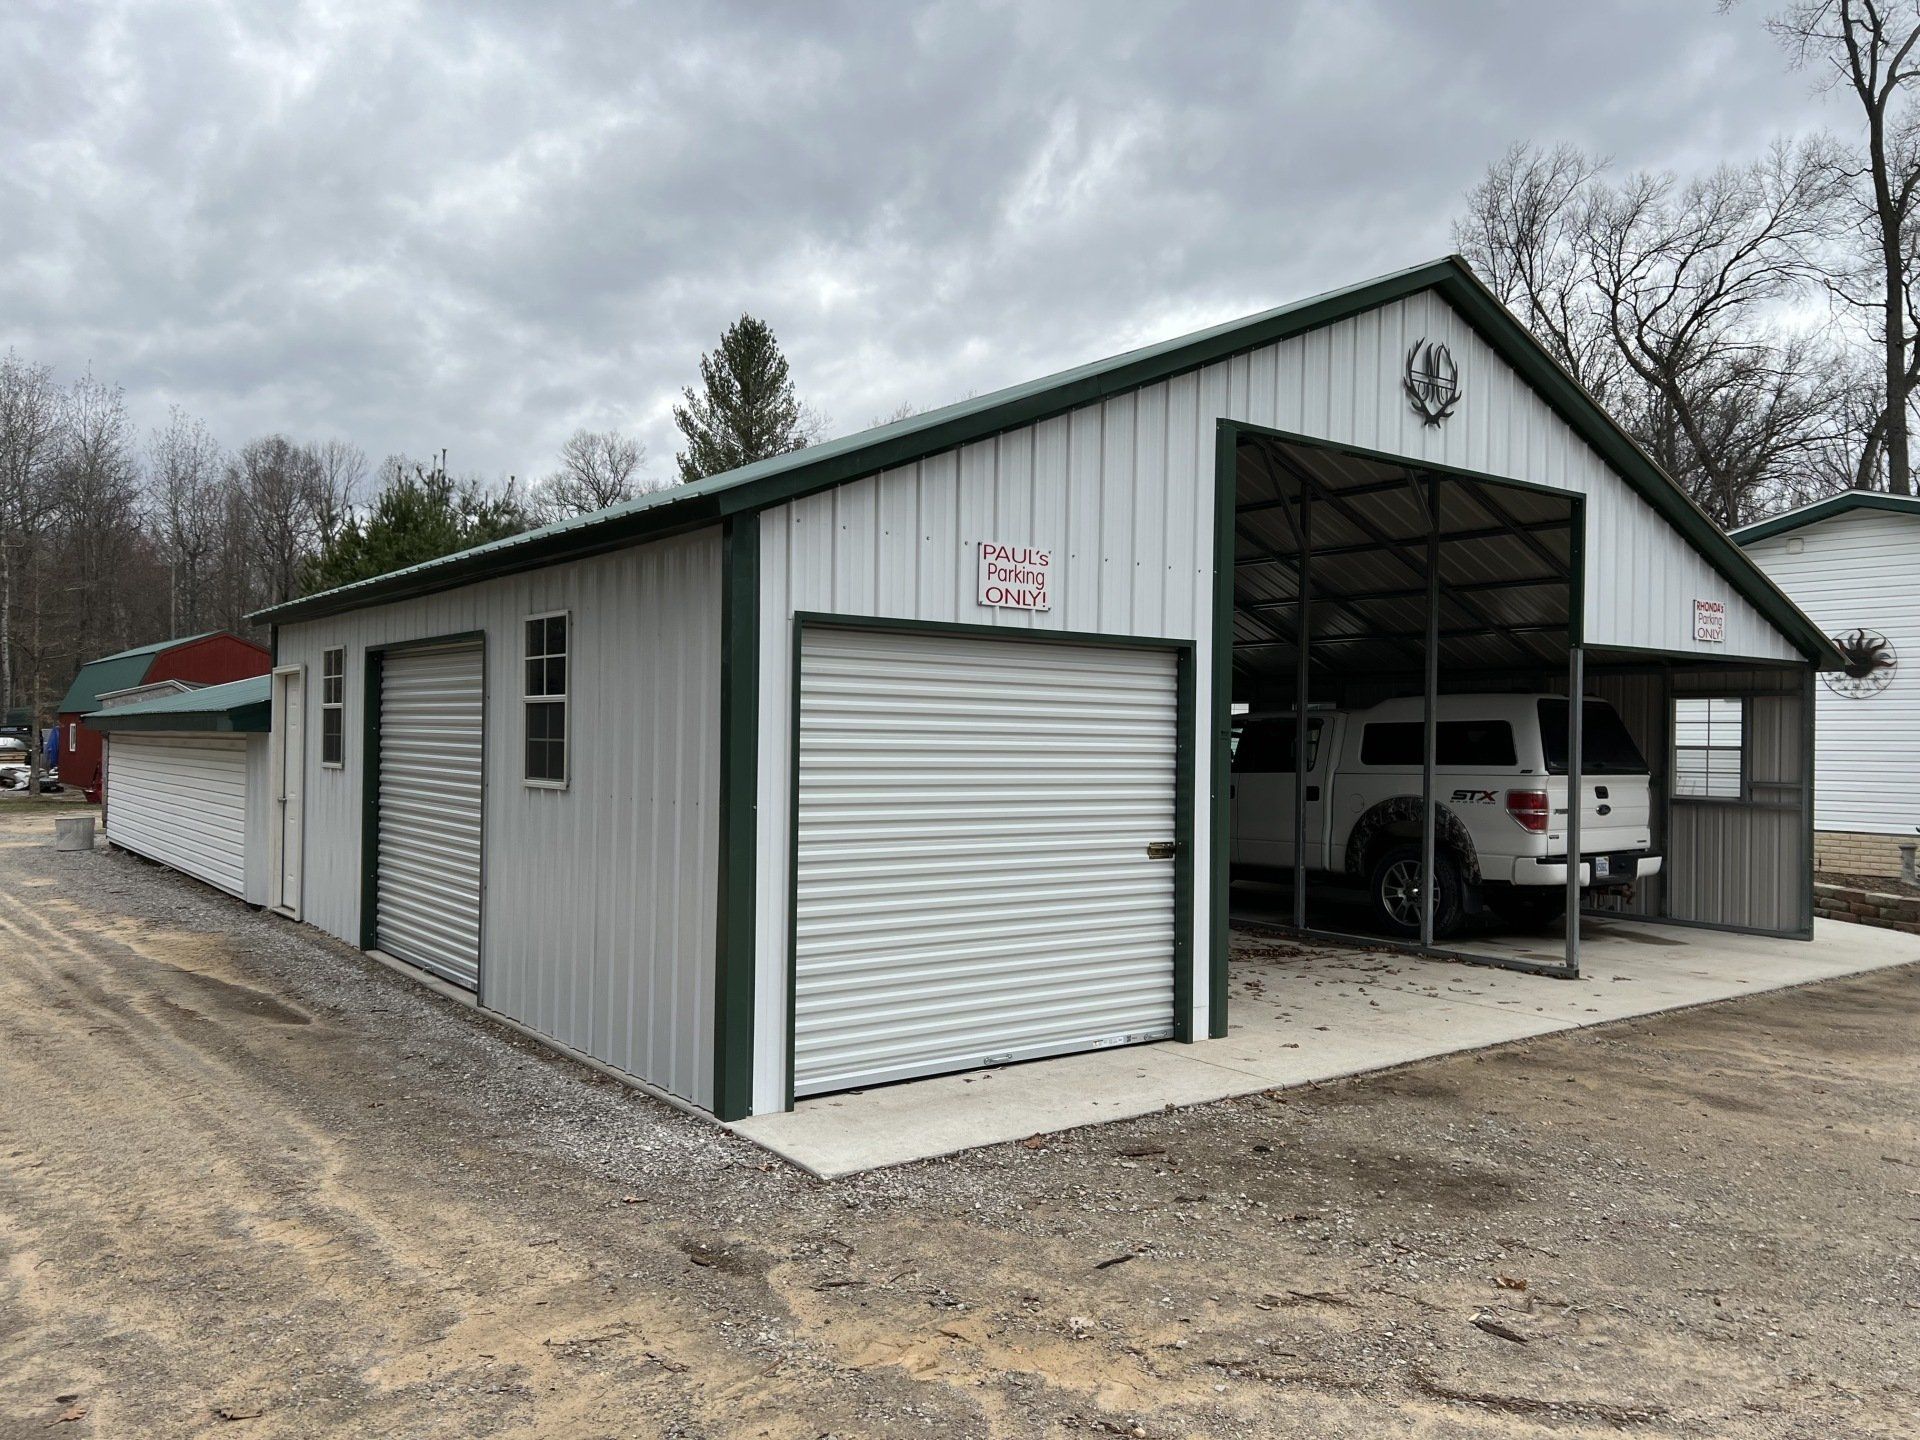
[0,350,64,719]
[1458,142,1849,526]
[234,435,325,608]
[307,438,367,551]
[531,427,659,523]
[1767,0,1920,493]
[1456,143,1632,403]
[56,372,143,663]
[146,406,225,634]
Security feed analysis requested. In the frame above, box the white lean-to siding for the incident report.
[105,734,254,901]
[1744,506,1920,835]
[275,529,723,1109]
[748,288,1798,1112]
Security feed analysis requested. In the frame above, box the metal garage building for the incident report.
[87,676,273,906]
[252,256,1837,1122]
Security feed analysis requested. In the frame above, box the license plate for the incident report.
[1593,855,1611,879]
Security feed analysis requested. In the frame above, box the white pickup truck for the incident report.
[1231,694,1663,939]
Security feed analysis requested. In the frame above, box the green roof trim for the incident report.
[1732,491,1920,546]
[248,256,1836,664]
[55,631,221,715]
[85,674,271,734]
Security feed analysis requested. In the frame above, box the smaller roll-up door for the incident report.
[793,625,1183,1097]
[105,734,249,898]
[377,641,485,989]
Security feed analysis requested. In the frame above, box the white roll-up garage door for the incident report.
[792,625,1182,1097]
[105,734,249,898]
[377,641,485,989]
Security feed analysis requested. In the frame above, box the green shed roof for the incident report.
[85,674,271,734]
[55,632,219,715]
[249,256,1835,663]
[1732,491,1920,546]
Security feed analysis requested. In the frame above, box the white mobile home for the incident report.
[1736,493,1920,876]
[252,257,1838,1123]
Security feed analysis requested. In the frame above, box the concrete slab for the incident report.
[730,917,1920,1178]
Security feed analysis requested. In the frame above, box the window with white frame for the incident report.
[321,648,345,767]
[524,613,569,786]
[1673,697,1744,800]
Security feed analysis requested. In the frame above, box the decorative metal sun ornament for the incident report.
[1404,339,1461,427]
[1823,627,1897,700]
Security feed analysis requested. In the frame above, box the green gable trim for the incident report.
[1732,491,1920,546]
[249,256,1834,664]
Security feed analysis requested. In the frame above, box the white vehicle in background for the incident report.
[1231,694,1662,938]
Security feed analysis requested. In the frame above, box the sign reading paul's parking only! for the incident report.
[977,541,1052,611]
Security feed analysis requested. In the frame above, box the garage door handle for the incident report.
[1146,841,1177,860]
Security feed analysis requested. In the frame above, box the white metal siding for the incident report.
[378,642,485,988]
[105,734,249,898]
[273,529,722,1110]
[1744,508,1920,834]
[751,288,1801,1112]
[792,627,1178,1095]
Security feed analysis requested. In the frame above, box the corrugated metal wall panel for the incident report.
[1743,508,1920,834]
[377,641,485,989]
[792,627,1179,1095]
[105,734,249,898]
[274,528,723,1110]
[751,288,1802,1112]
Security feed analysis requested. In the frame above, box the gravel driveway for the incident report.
[2,804,1917,1439]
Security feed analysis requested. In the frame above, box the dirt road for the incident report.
[2,804,1918,1439]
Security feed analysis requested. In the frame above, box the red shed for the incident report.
[58,632,271,803]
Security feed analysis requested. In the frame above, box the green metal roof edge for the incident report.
[1732,490,1920,546]
[57,654,160,716]
[55,630,229,714]
[249,255,1836,663]
[85,674,271,732]
[249,258,1458,626]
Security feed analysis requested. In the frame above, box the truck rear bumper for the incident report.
[1509,853,1663,888]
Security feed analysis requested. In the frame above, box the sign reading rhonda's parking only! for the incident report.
[977,541,1052,611]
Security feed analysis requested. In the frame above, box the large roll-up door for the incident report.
[792,625,1182,1097]
[377,641,485,989]
[105,734,249,898]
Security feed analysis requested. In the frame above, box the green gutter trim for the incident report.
[1731,490,1920,545]
[712,511,760,1121]
[84,709,269,734]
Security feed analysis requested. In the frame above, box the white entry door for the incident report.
[791,625,1182,1098]
[377,641,485,989]
[271,666,305,916]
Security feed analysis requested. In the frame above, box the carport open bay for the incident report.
[5,802,1920,1437]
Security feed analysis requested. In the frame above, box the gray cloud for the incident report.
[0,0,1837,486]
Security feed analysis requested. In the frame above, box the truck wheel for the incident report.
[1499,888,1567,932]
[1368,845,1464,941]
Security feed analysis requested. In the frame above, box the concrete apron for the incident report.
[729,918,1920,1180]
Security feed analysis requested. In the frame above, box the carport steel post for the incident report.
[1213,419,1587,985]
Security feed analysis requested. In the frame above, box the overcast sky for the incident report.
[0,1,1841,489]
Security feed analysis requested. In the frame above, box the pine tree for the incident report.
[673,315,814,483]
[306,451,529,592]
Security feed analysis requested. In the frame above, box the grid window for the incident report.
[320,649,345,768]
[524,613,569,787]
[1673,697,1744,799]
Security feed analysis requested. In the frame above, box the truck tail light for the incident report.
[1506,789,1550,834]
